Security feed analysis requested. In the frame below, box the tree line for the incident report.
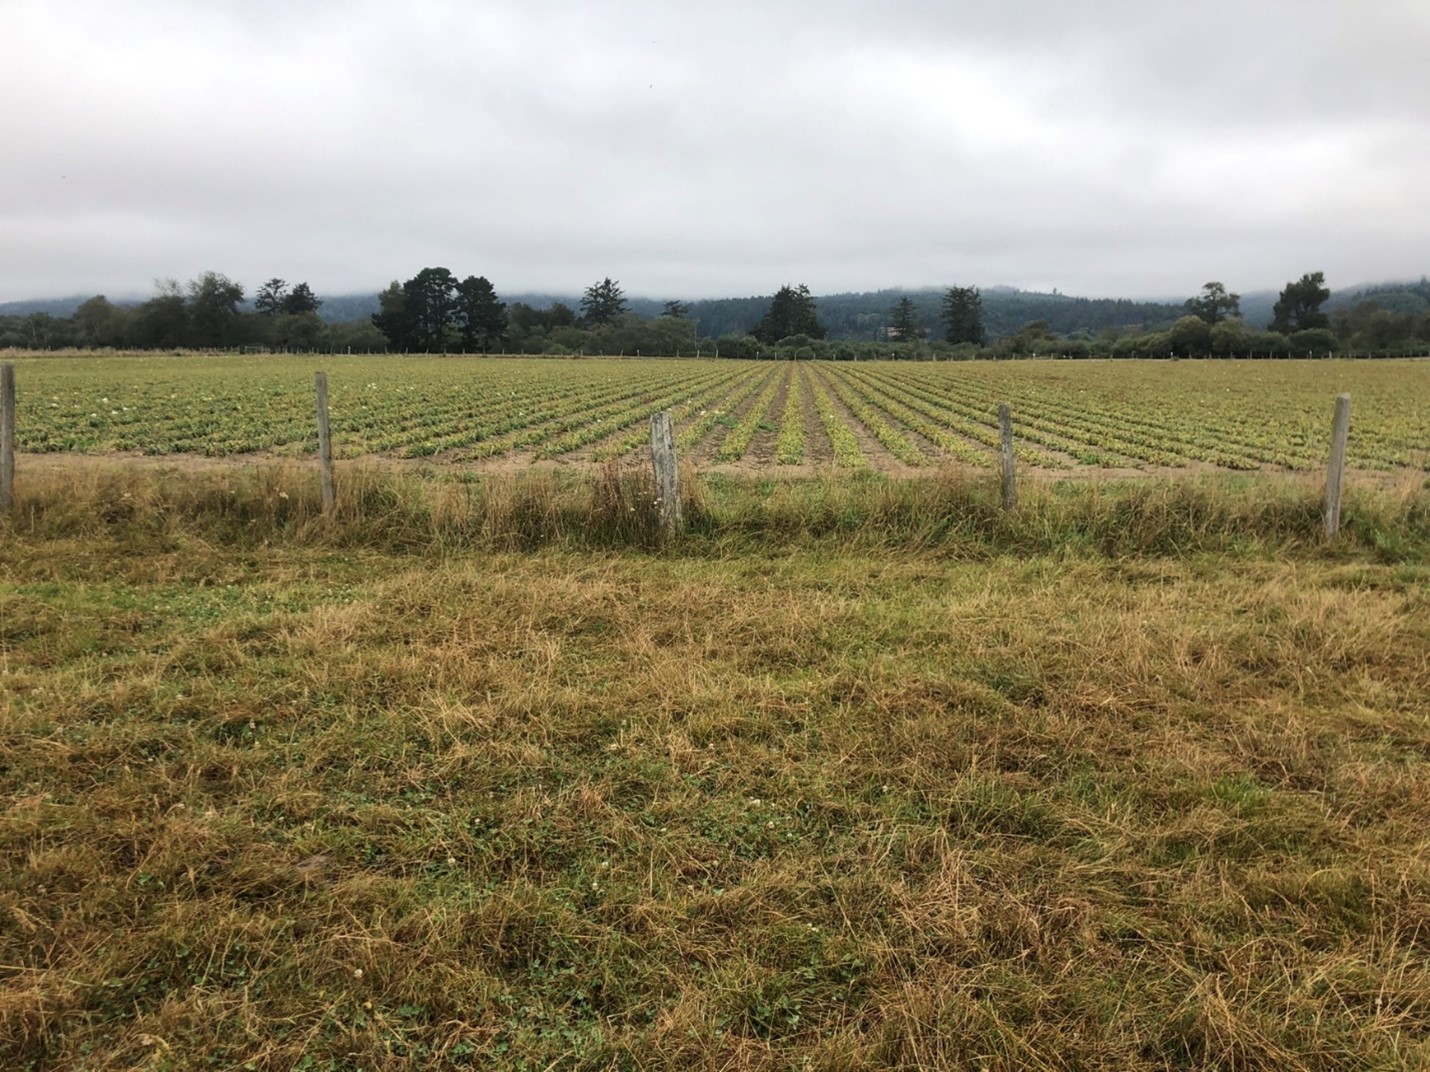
[1002,274,1430,360]
[0,273,387,353]
[3,269,1427,358]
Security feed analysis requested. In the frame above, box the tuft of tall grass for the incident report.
[2,459,1425,560]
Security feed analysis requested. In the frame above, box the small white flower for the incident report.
[353,968,363,979]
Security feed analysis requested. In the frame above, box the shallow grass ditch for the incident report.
[1,464,1428,1070]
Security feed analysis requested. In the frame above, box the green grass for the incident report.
[1,465,1428,1069]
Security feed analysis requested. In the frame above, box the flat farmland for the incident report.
[4,356,1430,1069]
[5,354,1428,474]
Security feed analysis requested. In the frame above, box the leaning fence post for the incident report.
[1323,392,1351,540]
[315,371,335,513]
[998,403,1018,511]
[650,410,682,535]
[0,363,14,512]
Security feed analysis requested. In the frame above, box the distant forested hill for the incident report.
[321,279,1422,340]
[0,295,116,318]
[5,278,1425,343]
[491,287,1187,341]
[1327,279,1430,315]
[0,287,1185,340]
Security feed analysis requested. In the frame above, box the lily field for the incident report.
[4,355,1427,473]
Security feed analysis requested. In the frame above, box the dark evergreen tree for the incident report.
[255,278,288,316]
[1270,272,1331,334]
[581,278,627,326]
[752,284,824,343]
[281,282,321,316]
[661,299,691,319]
[940,285,984,345]
[455,275,508,352]
[373,268,458,351]
[888,296,923,340]
[371,280,410,350]
[1185,281,1240,325]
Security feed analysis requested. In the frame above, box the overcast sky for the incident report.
[3,0,1428,303]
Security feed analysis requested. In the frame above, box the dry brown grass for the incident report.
[1,456,1425,560]
[1,465,1427,1069]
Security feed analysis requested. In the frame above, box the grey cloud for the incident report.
[2,0,1427,303]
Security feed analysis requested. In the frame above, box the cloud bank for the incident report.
[3,0,1427,302]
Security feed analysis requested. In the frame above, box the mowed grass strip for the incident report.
[0,522,1427,1070]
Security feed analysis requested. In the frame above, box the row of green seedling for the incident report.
[715,364,787,461]
[418,370,704,459]
[876,367,1148,468]
[804,367,864,466]
[677,364,781,454]
[836,364,1061,468]
[587,364,758,461]
[812,365,925,465]
[776,365,807,464]
[533,368,746,459]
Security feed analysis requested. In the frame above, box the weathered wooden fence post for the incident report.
[650,410,682,535]
[1323,392,1351,540]
[315,371,335,513]
[998,403,1018,511]
[0,363,14,512]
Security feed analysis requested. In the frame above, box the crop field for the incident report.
[4,354,1428,474]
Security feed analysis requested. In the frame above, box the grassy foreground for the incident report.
[2,466,1428,1070]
